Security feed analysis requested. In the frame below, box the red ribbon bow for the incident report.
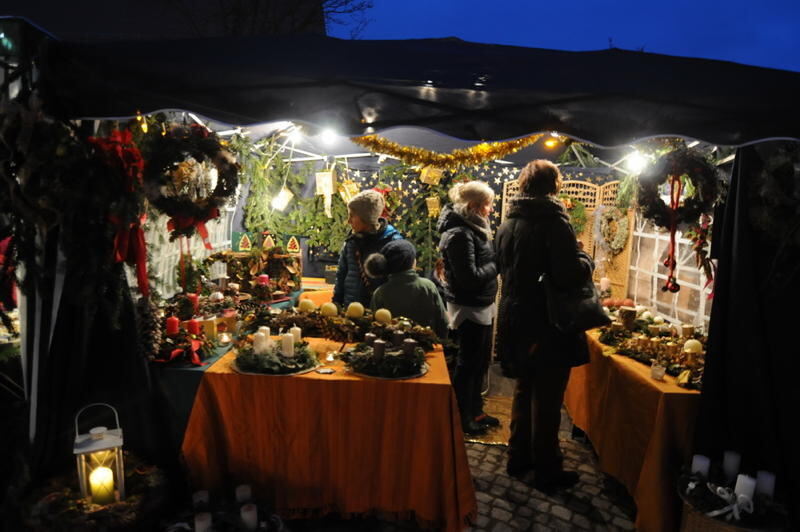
[167,338,206,366]
[109,214,149,298]
[167,207,220,250]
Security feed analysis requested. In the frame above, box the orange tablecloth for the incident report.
[182,338,475,531]
[299,289,334,306]
[565,333,700,532]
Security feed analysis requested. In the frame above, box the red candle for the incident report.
[187,319,201,336]
[257,274,270,286]
[186,293,199,315]
[166,316,180,336]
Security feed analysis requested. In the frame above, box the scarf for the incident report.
[454,204,493,241]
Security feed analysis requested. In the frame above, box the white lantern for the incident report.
[74,403,125,504]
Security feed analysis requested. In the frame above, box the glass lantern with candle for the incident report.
[73,403,125,505]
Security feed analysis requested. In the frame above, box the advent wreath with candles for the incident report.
[338,334,427,379]
[233,329,319,376]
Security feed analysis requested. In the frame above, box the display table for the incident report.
[564,333,700,532]
[181,338,475,531]
[153,345,231,453]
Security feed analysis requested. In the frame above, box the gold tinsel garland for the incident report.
[350,133,551,169]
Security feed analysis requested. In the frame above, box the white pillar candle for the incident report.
[600,277,611,291]
[240,503,258,530]
[194,512,212,532]
[257,326,270,337]
[89,466,115,505]
[252,332,267,355]
[290,326,302,344]
[192,490,209,508]
[364,333,377,346]
[281,333,295,357]
[734,474,756,499]
[756,470,776,498]
[235,484,252,503]
[723,451,741,484]
[690,455,711,477]
[373,339,386,359]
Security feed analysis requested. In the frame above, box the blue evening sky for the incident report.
[329,0,800,72]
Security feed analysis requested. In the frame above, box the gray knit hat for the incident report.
[347,190,385,230]
[364,240,416,278]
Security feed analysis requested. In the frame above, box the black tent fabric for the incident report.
[37,34,800,146]
[697,143,800,527]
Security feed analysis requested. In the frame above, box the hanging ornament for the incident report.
[286,236,301,255]
[338,179,359,204]
[315,169,337,195]
[271,187,293,211]
[419,166,444,186]
[316,168,338,218]
[425,196,442,218]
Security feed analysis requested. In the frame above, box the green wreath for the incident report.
[598,207,629,256]
[637,148,719,228]
[142,124,239,241]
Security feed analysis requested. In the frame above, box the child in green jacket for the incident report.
[364,240,448,340]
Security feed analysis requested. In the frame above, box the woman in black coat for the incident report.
[495,160,594,492]
[438,181,498,435]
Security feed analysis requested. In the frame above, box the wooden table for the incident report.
[564,333,700,532]
[181,338,475,531]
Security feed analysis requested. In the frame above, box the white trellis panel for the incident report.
[627,213,713,329]
[127,206,235,299]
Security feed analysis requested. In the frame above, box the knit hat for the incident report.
[364,240,416,278]
[348,190,385,230]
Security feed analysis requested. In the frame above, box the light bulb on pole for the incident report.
[625,151,648,174]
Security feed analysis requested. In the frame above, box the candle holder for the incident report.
[650,362,666,381]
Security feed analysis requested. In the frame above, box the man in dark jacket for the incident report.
[333,190,403,307]
[495,160,593,493]
[438,181,498,435]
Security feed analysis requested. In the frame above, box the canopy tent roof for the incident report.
[33,28,800,147]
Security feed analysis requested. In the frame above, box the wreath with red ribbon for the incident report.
[88,129,150,298]
[637,148,719,292]
[143,124,239,248]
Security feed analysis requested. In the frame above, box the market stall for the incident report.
[2,16,800,531]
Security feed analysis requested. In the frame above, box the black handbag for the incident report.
[539,272,611,333]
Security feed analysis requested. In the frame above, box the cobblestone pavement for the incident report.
[287,409,637,532]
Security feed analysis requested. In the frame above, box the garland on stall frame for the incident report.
[351,133,548,170]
